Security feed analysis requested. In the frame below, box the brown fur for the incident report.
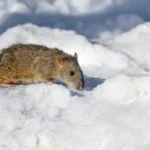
[0,44,84,90]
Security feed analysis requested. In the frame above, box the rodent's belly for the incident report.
[15,74,46,84]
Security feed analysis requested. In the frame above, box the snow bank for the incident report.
[0,0,147,40]
[94,74,150,104]
[0,22,150,150]
[0,1,150,149]
[108,23,150,72]
[0,76,150,150]
[0,0,121,15]
[0,0,149,16]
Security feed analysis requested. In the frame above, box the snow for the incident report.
[0,0,150,150]
[0,0,147,39]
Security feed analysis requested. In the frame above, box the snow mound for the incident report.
[0,0,122,15]
[0,22,150,150]
[108,23,150,72]
[0,75,150,150]
[0,0,147,40]
[94,74,150,104]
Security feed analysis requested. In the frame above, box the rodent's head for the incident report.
[55,52,84,90]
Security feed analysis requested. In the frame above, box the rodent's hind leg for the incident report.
[0,77,21,87]
[0,83,18,88]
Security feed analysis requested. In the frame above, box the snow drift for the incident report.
[0,0,150,149]
[0,0,147,39]
[0,23,150,150]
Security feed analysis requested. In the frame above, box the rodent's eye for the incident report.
[70,71,75,76]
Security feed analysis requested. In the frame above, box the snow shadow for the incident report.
[84,76,105,91]
[56,75,105,91]
[54,76,105,94]
[0,0,150,39]
[69,76,105,97]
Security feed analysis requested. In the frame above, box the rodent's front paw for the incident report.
[48,78,54,84]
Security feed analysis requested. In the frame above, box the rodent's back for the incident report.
[0,44,60,71]
[0,44,60,80]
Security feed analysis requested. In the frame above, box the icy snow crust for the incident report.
[0,0,150,150]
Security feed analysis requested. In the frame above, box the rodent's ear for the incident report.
[57,55,64,66]
[74,52,78,59]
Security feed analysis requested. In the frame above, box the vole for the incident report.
[0,44,84,90]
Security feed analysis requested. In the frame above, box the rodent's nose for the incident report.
[79,86,83,90]
[78,80,84,90]
[76,86,83,90]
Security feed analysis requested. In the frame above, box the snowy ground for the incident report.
[0,0,150,150]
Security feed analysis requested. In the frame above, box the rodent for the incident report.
[0,44,84,90]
